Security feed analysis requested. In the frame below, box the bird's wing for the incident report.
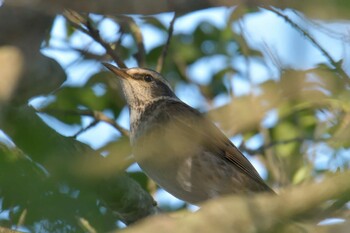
[162,100,273,192]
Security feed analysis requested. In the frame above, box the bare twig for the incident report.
[90,110,130,137]
[293,9,350,43]
[72,119,99,138]
[239,136,323,155]
[127,17,146,67]
[267,7,349,82]
[39,108,130,137]
[109,15,146,66]
[63,9,126,68]
[156,13,176,73]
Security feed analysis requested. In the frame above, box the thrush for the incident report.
[103,63,273,204]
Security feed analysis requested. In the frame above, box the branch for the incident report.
[90,110,130,137]
[239,136,323,155]
[40,108,130,137]
[6,0,350,20]
[72,119,99,138]
[119,171,350,233]
[267,7,350,82]
[0,227,23,233]
[63,10,127,68]
[119,16,146,67]
[156,13,176,73]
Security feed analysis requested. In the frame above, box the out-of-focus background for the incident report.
[1,1,350,232]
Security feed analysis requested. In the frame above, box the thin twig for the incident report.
[267,7,349,82]
[39,108,130,137]
[91,110,130,137]
[107,15,146,66]
[292,9,350,43]
[239,136,324,155]
[127,17,146,67]
[72,120,99,138]
[63,10,126,68]
[156,13,177,73]
[85,18,126,68]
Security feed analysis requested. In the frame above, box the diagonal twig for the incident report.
[125,16,146,67]
[72,119,99,138]
[267,7,349,82]
[39,108,130,137]
[63,9,126,68]
[239,136,325,155]
[156,13,177,73]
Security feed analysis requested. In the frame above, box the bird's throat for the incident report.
[129,96,180,144]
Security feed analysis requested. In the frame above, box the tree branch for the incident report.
[0,227,23,233]
[122,16,147,67]
[239,136,324,155]
[156,13,176,73]
[119,171,350,233]
[63,10,127,68]
[40,108,130,137]
[267,7,349,82]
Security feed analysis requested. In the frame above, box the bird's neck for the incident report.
[129,96,180,144]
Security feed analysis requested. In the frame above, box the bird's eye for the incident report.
[144,75,153,82]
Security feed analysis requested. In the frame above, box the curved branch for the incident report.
[119,171,350,233]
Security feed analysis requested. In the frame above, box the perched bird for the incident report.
[103,63,273,204]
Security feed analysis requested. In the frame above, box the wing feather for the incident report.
[162,100,273,192]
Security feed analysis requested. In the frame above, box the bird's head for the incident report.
[103,63,177,108]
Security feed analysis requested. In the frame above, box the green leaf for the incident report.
[273,122,299,158]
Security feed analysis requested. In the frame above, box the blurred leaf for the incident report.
[128,171,150,193]
[146,45,163,68]
[330,112,350,148]
[273,121,299,158]
[44,86,96,124]
[292,165,312,184]
[44,71,125,125]
[199,67,235,99]
[0,106,155,230]
[209,94,268,135]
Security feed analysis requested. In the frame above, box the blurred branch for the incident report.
[7,0,350,20]
[45,46,109,61]
[119,171,350,233]
[77,217,97,233]
[0,227,23,233]
[63,10,127,68]
[267,7,350,82]
[125,17,146,67]
[156,13,176,73]
[87,110,130,137]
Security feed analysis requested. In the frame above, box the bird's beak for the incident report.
[102,63,129,80]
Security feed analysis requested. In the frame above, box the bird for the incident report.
[103,63,274,204]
